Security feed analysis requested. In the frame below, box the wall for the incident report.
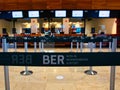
[0,20,12,34]
[15,22,23,34]
[96,18,117,34]
[0,0,120,10]
[85,19,97,35]
[85,18,117,35]
[0,20,23,35]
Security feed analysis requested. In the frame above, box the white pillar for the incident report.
[63,18,69,34]
[31,19,38,33]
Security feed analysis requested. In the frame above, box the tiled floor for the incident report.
[0,47,120,90]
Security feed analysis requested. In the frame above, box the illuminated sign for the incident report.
[99,10,110,17]
[55,10,66,17]
[28,11,39,18]
[72,10,83,17]
[12,11,23,18]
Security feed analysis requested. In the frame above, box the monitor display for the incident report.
[99,10,110,17]
[81,27,85,33]
[28,11,39,18]
[2,28,7,34]
[91,27,95,33]
[41,28,44,34]
[55,10,66,17]
[12,11,23,18]
[72,10,83,17]
[23,28,31,34]
[12,28,16,34]
[76,28,81,33]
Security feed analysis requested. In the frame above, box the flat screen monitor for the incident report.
[2,28,7,34]
[41,28,44,34]
[28,11,39,18]
[23,28,31,34]
[91,27,95,33]
[72,10,83,17]
[55,10,66,17]
[99,10,110,17]
[51,28,55,33]
[12,28,16,34]
[81,27,85,33]
[12,11,23,18]
[76,28,81,33]
[26,28,31,33]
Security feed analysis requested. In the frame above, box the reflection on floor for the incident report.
[0,47,120,90]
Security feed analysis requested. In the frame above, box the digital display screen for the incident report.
[28,11,39,18]
[99,10,110,17]
[55,10,66,17]
[12,11,23,18]
[72,10,83,17]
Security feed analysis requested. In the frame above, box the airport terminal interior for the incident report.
[0,13,120,90]
[0,0,120,89]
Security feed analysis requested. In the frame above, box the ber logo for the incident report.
[43,55,65,65]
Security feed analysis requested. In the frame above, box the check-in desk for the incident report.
[14,33,41,47]
[54,34,83,47]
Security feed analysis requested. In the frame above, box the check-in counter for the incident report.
[14,33,41,47]
[54,34,83,47]
[29,33,41,46]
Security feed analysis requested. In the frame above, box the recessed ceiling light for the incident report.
[56,75,64,80]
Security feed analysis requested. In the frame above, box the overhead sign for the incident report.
[99,10,110,17]
[0,52,120,66]
[55,10,66,17]
[12,11,23,18]
[72,10,83,17]
[28,11,39,18]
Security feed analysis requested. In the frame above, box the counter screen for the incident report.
[12,11,23,18]
[72,10,83,17]
[55,10,66,17]
[28,11,39,18]
[99,10,110,17]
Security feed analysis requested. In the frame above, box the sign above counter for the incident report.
[0,10,119,19]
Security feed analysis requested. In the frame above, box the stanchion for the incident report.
[2,38,10,90]
[84,42,97,75]
[110,38,117,90]
[34,37,37,52]
[20,37,33,75]
[80,42,83,52]
[109,41,112,52]
[76,42,79,52]
[70,42,73,52]
[39,42,42,52]
[42,41,44,52]
[39,40,45,52]
[99,42,102,52]
[14,36,17,52]
[14,42,17,52]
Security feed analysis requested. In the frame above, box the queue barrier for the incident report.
[1,36,114,43]
[0,52,120,66]
[1,36,118,90]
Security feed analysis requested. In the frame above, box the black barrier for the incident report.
[2,36,115,43]
[0,52,120,66]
